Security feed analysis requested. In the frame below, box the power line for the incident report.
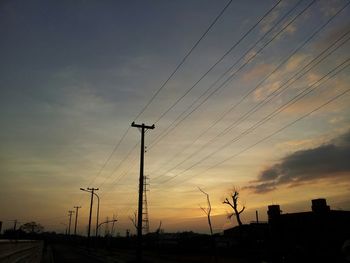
[87,126,132,188]
[100,152,139,199]
[190,28,350,160]
[151,0,283,126]
[156,58,350,185]
[148,0,315,151]
[151,3,349,180]
[83,0,234,193]
[133,0,234,122]
[147,0,306,172]
[202,88,350,176]
[225,60,350,146]
[96,141,139,190]
[160,87,350,188]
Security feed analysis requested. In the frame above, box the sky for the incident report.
[1,0,350,235]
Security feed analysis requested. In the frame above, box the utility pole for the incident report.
[68,210,74,235]
[131,121,155,262]
[80,187,99,244]
[74,206,81,235]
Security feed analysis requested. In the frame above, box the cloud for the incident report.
[246,129,350,193]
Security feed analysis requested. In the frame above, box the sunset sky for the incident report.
[1,0,349,235]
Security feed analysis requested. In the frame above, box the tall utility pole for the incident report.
[68,210,74,235]
[131,122,155,262]
[74,206,81,235]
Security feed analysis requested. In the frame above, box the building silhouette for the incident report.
[267,198,350,262]
[223,198,350,262]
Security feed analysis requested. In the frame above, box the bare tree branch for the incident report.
[223,187,246,226]
[129,210,138,231]
[198,187,213,236]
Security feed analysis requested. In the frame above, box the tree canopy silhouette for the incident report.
[20,222,44,234]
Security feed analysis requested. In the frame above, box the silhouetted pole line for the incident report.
[73,206,81,236]
[68,210,74,235]
[80,187,98,245]
[131,122,155,262]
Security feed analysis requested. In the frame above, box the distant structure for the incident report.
[267,198,350,262]
[223,198,350,262]
[142,176,150,234]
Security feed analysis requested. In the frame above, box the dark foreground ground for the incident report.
[46,243,247,263]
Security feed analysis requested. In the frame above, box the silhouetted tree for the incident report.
[129,210,138,232]
[223,187,245,226]
[20,222,44,234]
[198,187,213,236]
[198,187,217,263]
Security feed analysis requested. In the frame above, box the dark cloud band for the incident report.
[247,129,350,193]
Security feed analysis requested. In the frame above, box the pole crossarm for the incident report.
[131,122,155,130]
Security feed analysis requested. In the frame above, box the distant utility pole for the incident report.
[80,187,99,243]
[68,210,75,235]
[131,121,155,262]
[74,206,81,235]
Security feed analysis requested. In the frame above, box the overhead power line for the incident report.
[97,141,139,190]
[162,87,350,188]
[151,2,349,179]
[84,0,234,192]
[133,0,234,122]
[200,88,350,180]
[146,0,305,167]
[148,0,314,151]
[87,126,132,188]
[155,58,350,186]
[151,0,283,126]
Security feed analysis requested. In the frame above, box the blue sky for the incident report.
[1,0,349,234]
